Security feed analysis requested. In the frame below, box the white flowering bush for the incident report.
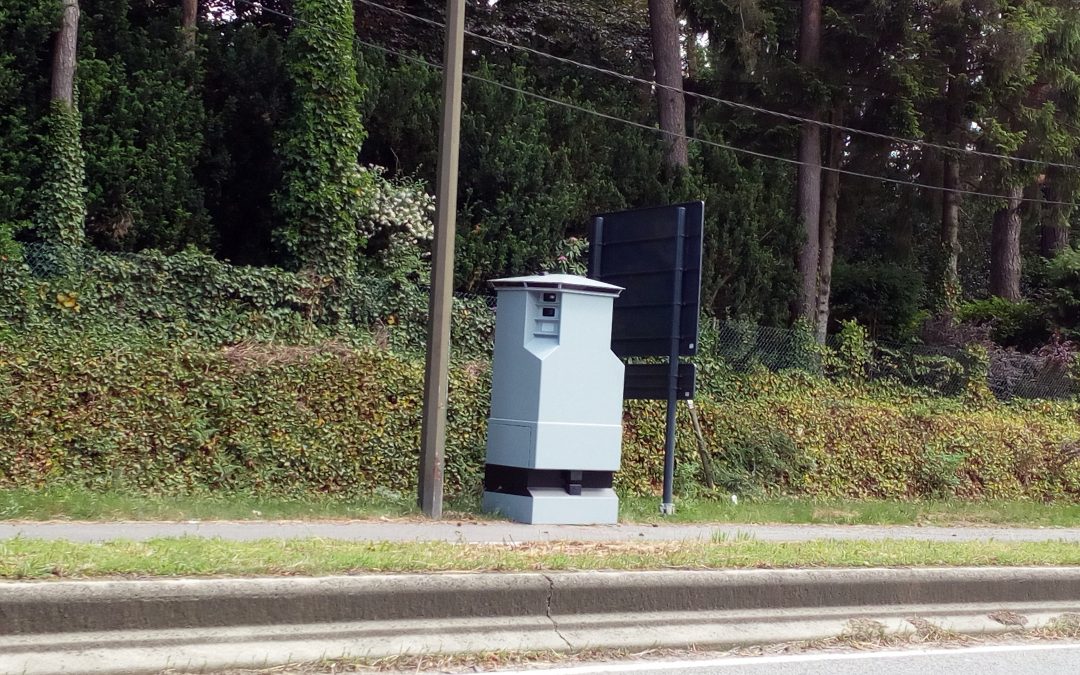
[356,165,436,283]
[358,165,435,245]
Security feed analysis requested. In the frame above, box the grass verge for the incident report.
[7,489,1080,527]
[620,496,1080,527]
[0,488,422,521]
[4,537,1080,579]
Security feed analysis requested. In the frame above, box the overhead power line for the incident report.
[235,0,1080,207]
[357,0,1080,174]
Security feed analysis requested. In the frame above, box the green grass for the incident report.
[0,487,419,521]
[6,488,1080,527]
[3,537,1080,579]
[618,496,1080,527]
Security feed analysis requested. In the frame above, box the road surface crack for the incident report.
[541,572,573,650]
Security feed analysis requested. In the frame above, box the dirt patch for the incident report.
[220,340,356,371]
[812,508,859,521]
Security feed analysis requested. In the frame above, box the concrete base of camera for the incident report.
[482,488,618,525]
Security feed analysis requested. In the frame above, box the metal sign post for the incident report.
[661,210,686,515]
[588,202,705,516]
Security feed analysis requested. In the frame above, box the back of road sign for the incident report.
[587,202,704,358]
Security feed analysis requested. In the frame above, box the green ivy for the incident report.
[274,0,370,302]
[34,101,86,252]
[2,322,1077,502]
[0,223,35,326]
[6,242,498,358]
[825,320,873,381]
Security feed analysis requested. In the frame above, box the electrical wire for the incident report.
[234,0,1080,207]
[356,0,1080,174]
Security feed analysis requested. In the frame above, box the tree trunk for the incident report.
[1041,174,1071,257]
[794,0,823,324]
[647,0,689,172]
[940,156,962,305]
[51,0,79,106]
[990,185,1023,301]
[38,0,85,253]
[181,0,198,50]
[904,151,940,261]
[937,16,967,311]
[814,110,843,344]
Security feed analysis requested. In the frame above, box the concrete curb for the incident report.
[2,567,1080,674]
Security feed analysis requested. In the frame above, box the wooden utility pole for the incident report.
[418,0,465,519]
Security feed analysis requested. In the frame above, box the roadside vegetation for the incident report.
[9,488,1080,529]
[2,323,1078,508]
[5,538,1080,579]
[2,1,1079,520]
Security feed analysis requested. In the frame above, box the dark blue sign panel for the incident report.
[623,363,696,401]
[587,202,704,358]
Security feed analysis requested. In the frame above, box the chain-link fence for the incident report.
[12,243,1078,401]
[705,318,1077,401]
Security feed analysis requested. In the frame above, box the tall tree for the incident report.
[52,0,79,106]
[935,3,972,311]
[814,108,843,343]
[181,0,198,51]
[1031,1,1080,258]
[275,0,369,306]
[35,0,86,250]
[648,0,689,172]
[990,184,1023,299]
[793,0,822,324]
[1041,169,1073,257]
[980,0,1076,297]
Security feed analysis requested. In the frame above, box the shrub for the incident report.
[2,326,1079,502]
[871,346,969,396]
[0,327,490,498]
[0,226,35,326]
[9,240,497,358]
[1037,247,1080,342]
[830,261,924,341]
[825,320,873,381]
[16,245,329,344]
[988,344,1077,401]
[710,424,814,499]
[956,297,1049,349]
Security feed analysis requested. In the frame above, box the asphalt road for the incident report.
[2,520,1079,542]
[489,644,1080,675]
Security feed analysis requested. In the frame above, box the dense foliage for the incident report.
[2,1,1080,503]
[35,102,86,251]
[77,0,210,251]
[275,0,369,294]
[3,1,1079,332]
[1,324,1077,501]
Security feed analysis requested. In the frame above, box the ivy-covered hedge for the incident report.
[2,326,1078,502]
[0,326,488,497]
[4,244,495,356]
